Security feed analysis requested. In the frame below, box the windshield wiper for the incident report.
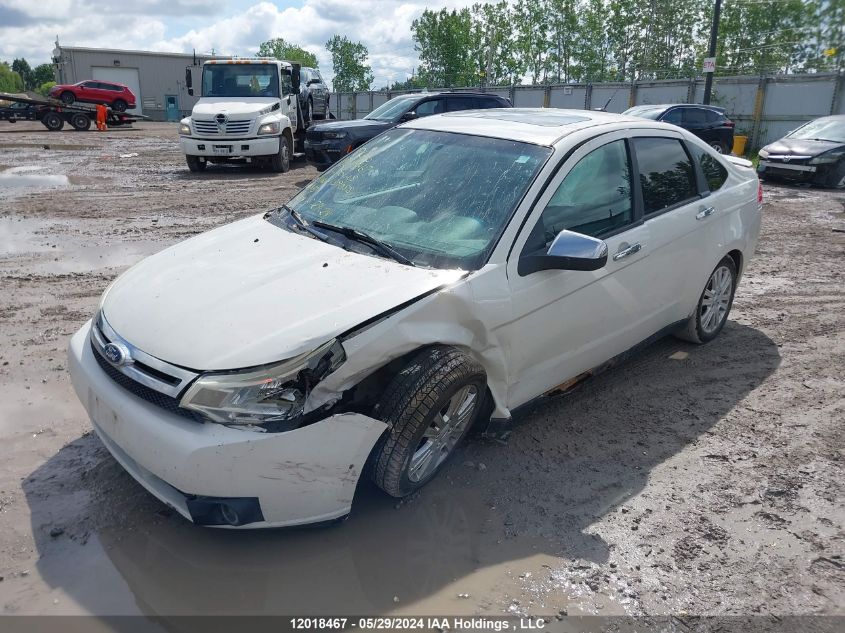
[282,204,329,242]
[311,220,415,266]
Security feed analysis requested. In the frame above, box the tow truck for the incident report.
[180,58,311,172]
[0,92,146,131]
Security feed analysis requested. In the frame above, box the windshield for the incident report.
[787,118,845,143]
[285,129,551,270]
[202,64,280,98]
[625,106,664,120]
[364,96,418,121]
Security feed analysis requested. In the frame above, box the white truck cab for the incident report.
[179,58,304,173]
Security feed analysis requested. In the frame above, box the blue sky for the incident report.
[0,0,488,88]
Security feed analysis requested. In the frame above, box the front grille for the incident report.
[193,119,252,136]
[92,339,204,423]
[766,156,810,165]
[305,129,323,142]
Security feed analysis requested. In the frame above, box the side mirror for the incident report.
[307,78,319,86]
[400,111,417,122]
[518,230,608,275]
[185,67,194,96]
[291,64,301,92]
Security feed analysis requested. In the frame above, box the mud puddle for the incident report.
[0,165,70,189]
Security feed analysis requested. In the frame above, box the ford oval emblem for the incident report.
[103,342,131,366]
[215,113,228,124]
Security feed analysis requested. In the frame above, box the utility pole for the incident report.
[702,0,722,104]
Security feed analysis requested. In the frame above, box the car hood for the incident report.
[311,119,392,135]
[762,137,844,157]
[101,214,464,370]
[191,97,280,119]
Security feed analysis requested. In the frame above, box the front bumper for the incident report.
[68,322,388,528]
[180,135,280,159]
[758,160,817,181]
[304,139,348,169]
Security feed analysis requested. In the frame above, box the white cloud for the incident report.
[1,0,498,88]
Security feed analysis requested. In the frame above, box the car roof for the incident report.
[405,107,657,146]
[391,91,508,100]
[628,103,726,114]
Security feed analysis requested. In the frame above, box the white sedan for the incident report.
[68,109,762,528]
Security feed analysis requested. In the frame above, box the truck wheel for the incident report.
[112,99,127,113]
[186,155,206,172]
[43,112,64,131]
[71,113,91,131]
[60,91,75,105]
[269,134,291,173]
[371,346,487,497]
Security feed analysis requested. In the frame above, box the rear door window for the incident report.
[414,99,445,117]
[662,109,683,124]
[683,108,708,125]
[446,97,478,112]
[632,137,698,215]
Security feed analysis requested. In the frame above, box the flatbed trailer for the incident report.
[0,92,148,131]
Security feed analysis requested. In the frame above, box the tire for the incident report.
[186,155,206,172]
[305,98,313,128]
[371,346,487,497]
[42,112,64,131]
[70,113,91,131]
[825,161,845,189]
[269,134,292,173]
[675,256,738,344]
[112,99,127,113]
[60,91,75,105]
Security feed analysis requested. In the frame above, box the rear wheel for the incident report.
[269,134,291,173]
[60,91,75,105]
[709,140,728,154]
[42,112,64,131]
[371,347,487,497]
[675,256,737,344]
[70,113,91,131]
[112,99,127,113]
[186,155,206,172]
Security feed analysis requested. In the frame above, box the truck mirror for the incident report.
[291,64,301,92]
[185,67,192,88]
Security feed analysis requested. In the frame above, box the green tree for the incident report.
[325,35,374,92]
[546,0,578,82]
[257,38,319,67]
[513,0,551,83]
[411,8,477,87]
[32,64,55,87]
[470,1,522,85]
[0,62,25,92]
[11,58,32,90]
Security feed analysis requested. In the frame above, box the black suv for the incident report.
[623,104,735,153]
[305,91,512,170]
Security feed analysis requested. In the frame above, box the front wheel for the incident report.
[825,161,845,189]
[60,91,75,105]
[186,155,206,172]
[269,134,291,173]
[371,347,487,497]
[675,256,737,344]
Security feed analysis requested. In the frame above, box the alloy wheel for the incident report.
[700,265,733,334]
[408,385,478,483]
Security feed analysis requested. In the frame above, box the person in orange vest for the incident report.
[95,103,108,131]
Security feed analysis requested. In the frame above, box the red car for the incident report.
[49,80,136,112]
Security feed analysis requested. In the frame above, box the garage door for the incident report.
[92,67,142,115]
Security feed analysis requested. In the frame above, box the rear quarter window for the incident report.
[692,145,729,191]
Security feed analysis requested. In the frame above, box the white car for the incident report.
[68,109,762,528]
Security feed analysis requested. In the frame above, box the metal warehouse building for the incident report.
[52,44,216,120]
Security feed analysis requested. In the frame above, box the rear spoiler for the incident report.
[724,155,753,169]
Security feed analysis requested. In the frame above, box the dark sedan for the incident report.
[757,115,845,189]
[305,91,512,170]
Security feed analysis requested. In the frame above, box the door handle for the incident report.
[696,206,716,220]
[613,242,642,261]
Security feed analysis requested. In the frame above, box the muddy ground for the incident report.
[0,121,842,622]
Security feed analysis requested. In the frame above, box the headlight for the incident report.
[257,121,281,135]
[758,148,770,159]
[809,151,844,165]
[180,340,345,430]
[179,122,191,135]
[323,131,347,139]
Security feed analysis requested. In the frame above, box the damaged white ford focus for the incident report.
[68,109,762,528]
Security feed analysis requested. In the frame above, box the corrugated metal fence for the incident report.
[331,73,844,152]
